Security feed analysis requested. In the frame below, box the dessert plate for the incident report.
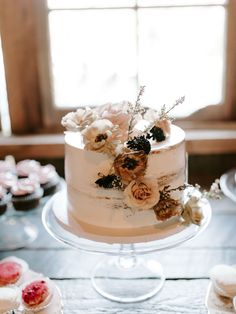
[220,168,236,203]
[21,270,63,314]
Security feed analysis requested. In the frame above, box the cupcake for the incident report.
[0,159,16,174]
[21,278,53,312]
[0,257,29,287]
[11,179,43,211]
[0,287,20,313]
[16,159,41,179]
[0,186,10,216]
[30,164,60,196]
[0,172,17,192]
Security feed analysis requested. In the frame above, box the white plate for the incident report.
[2,270,64,314]
[23,271,63,314]
[220,169,236,203]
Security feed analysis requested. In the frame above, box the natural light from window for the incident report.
[0,37,11,135]
[47,0,227,118]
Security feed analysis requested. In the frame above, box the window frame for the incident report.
[37,0,236,130]
[0,0,236,135]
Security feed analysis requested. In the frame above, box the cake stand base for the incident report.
[0,215,38,251]
[91,254,165,303]
[42,192,212,303]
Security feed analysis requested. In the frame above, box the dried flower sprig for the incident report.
[127,86,146,139]
[159,96,185,120]
[192,179,222,200]
[143,96,185,137]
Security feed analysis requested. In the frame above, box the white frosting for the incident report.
[11,179,40,196]
[64,125,186,236]
[16,159,41,177]
[0,287,20,312]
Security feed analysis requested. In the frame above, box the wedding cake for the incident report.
[61,89,204,239]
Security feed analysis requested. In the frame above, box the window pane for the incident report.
[138,6,226,117]
[48,9,137,107]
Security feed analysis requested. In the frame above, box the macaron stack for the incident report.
[209,264,236,311]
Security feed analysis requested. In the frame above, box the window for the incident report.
[0,0,236,135]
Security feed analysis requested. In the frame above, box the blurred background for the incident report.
[0,0,236,185]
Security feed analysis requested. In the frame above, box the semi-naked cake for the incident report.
[61,89,204,239]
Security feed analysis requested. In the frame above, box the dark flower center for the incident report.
[95,174,122,189]
[127,135,151,154]
[95,133,108,142]
[146,126,166,142]
[122,157,138,170]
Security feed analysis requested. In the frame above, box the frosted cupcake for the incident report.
[0,172,17,192]
[0,159,16,174]
[0,287,20,313]
[30,164,60,196]
[21,278,53,312]
[0,257,29,287]
[16,160,41,179]
[11,179,43,211]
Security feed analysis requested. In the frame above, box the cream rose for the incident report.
[98,102,131,143]
[124,178,160,210]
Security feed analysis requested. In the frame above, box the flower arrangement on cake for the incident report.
[62,87,221,226]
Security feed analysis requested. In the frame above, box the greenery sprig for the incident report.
[127,86,146,139]
[159,96,185,120]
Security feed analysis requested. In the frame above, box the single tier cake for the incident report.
[61,90,203,239]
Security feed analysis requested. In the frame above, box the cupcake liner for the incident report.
[0,193,11,215]
[11,188,43,211]
[41,175,60,197]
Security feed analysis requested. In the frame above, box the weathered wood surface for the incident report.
[0,196,235,313]
[56,279,209,314]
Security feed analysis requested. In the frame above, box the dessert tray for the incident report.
[220,168,236,203]
[42,190,211,303]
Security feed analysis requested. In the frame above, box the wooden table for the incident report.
[0,197,236,313]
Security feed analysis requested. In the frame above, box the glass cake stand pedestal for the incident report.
[42,191,212,303]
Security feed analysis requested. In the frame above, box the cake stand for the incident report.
[42,191,212,303]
